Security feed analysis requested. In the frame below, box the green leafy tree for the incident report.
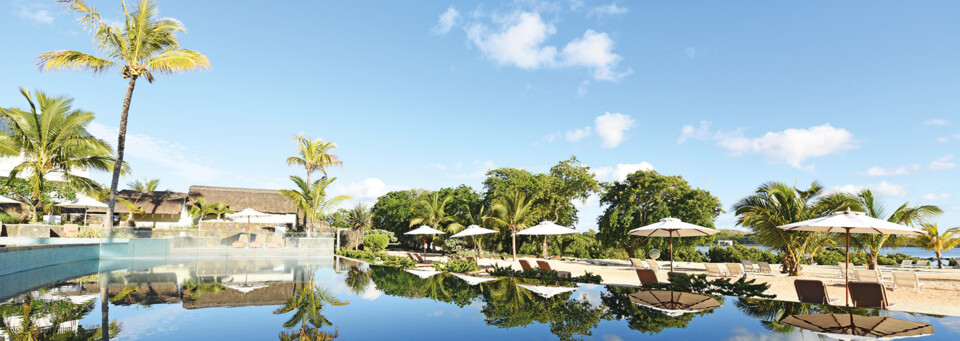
[733,182,857,275]
[915,224,960,269]
[597,170,723,258]
[346,204,373,250]
[371,190,426,237]
[0,88,118,222]
[409,192,460,251]
[850,189,942,269]
[482,157,598,227]
[488,190,538,260]
[287,134,343,183]
[39,0,210,238]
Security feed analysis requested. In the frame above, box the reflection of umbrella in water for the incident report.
[0,195,22,204]
[224,284,268,293]
[781,313,934,340]
[451,273,496,286]
[516,284,576,299]
[628,290,722,317]
[404,268,443,279]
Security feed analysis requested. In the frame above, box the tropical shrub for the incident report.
[813,247,869,265]
[368,229,397,243]
[0,212,26,224]
[432,258,479,273]
[706,245,780,263]
[877,253,920,266]
[363,234,389,252]
[488,264,602,284]
[336,249,414,269]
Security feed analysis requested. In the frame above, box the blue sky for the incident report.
[2,0,958,231]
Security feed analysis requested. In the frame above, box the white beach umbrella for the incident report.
[54,194,108,225]
[628,217,718,272]
[451,273,497,286]
[516,284,576,299]
[517,221,577,258]
[229,208,271,230]
[404,225,446,255]
[451,225,498,256]
[628,291,721,317]
[779,208,926,306]
[405,268,443,279]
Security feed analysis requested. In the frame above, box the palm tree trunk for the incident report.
[511,229,517,261]
[104,77,138,233]
[937,250,943,269]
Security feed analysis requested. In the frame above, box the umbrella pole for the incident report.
[669,231,675,273]
[543,235,548,259]
[845,229,850,307]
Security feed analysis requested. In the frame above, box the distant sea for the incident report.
[696,246,960,259]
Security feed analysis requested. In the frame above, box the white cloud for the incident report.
[576,80,589,97]
[17,7,53,24]
[680,121,857,169]
[924,119,949,126]
[87,122,225,182]
[565,126,592,142]
[922,193,950,201]
[936,134,960,143]
[460,10,629,82]
[339,178,390,201]
[929,154,956,170]
[595,112,634,148]
[830,181,907,197]
[430,6,460,35]
[572,193,599,208]
[685,46,697,59]
[854,164,921,177]
[587,3,628,18]
[592,162,654,182]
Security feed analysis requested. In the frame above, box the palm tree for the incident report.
[279,176,350,234]
[188,197,215,224]
[116,197,144,227]
[915,224,960,269]
[274,284,348,334]
[488,190,537,261]
[0,88,117,222]
[850,190,942,269]
[345,204,372,251]
[409,192,459,252]
[287,135,343,183]
[39,0,210,234]
[210,202,234,221]
[733,182,857,275]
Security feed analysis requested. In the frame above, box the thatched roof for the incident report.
[188,185,297,214]
[89,190,189,215]
[182,282,301,309]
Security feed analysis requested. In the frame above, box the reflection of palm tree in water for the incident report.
[0,293,119,340]
[183,276,227,300]
[274,279,349,340]
[344,266,372,296]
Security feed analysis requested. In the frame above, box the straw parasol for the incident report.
[781,313,934,340]
[516,284,576,299]
[779,208,927,306]
[628,290,722,317]
[404,225,446,255]
[517,221,577,258]
[628,217,718,272]
[451,225,498,257]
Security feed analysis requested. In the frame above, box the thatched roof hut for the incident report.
[188,185,297,214]
[89,190,189,215]
[182,282,302,309]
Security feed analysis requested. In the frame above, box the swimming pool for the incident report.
[1,256,956,340]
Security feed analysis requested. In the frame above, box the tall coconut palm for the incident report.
[409,192,459,252]
[915,224,960,269]
[850,190,942,269]
[0,88,117,222]
[733,182,857,275]
[39,0,210,236]
[346,204,373,250]
[279,176,351,233]
[488,190,537,261]
[287,135,343,183]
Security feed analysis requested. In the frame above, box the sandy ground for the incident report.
[392,252,960,316]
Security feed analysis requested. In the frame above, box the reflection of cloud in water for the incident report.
[327,274,382,301]
[889,311,960,334]
[725,327,805,341]
[358,283,382,301]
[113,304,186,340]
[575,288,603,309]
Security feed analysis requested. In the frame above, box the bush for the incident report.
[368,229,397,243]
[653,273,773,299]
[0,212,25,224]
[813,247,869,265]
[877,253,920,266]
[363,234,389,252]
[706,245,780,264]
[488,264,603,284]
[432,258,480,273]
[336,249,415,269]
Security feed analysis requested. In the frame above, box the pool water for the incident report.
[1,256,958,340]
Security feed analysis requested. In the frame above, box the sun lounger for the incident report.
[414,254,433,265]
[645,259,663,271]
[900,260,913,268]
[231,234,249,248]
[537,260,571,278]
[519,259,536,271]
[757,261,773,274]
[636,269,663,287]
[794,279,840,305]
[726,263,745,278]
[892,272,924,293]
[848,281,895,309]
[854,269,892,288]
[249,234,265,248]
[62,224,80,238]
[265,234,284,248]
[704,263,729,277]
[630,258,649,269]
[837,263,854,278]
[915,260,930,268]
[740,259,756,272]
